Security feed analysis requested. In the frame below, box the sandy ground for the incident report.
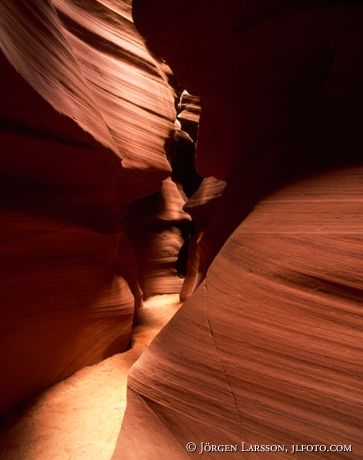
[0,294,181,460]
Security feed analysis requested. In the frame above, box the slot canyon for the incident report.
[0,1,362,459]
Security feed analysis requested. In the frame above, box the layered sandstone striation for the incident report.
[114,1,363,458]
[0,294,182,460]
[132,0,363,280]
[0,0,178,415]
[124,177,191,298]
[1,0,363,456]
[115,166,363,459]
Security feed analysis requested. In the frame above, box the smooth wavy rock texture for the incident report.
[125,177,191,298]
[0,0,175,415]
[0,211,135,416]
[114,166,363,459]
[179,177,226,301]
[183,176,226,231]
[0,295,181,460]
[132,0,363,182]
[176,91,200,143]
[132,0,363,290]
[0,0,175,174]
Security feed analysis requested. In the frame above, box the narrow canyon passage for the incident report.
[1,1,363,459]
[0,294,182,459]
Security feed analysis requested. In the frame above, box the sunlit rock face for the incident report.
[114,1,363,458]
[124,177,191,298]
[168,91,202,198]
[0,0,175,415]
[132,0,363,278]
[115,166,363,459]
[180,176,226,301]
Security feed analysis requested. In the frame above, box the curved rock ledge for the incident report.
[115,166,363,459]
[1,1,363,457]
[0,0,176,415]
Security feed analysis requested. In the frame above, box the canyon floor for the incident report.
[0,294,181,460]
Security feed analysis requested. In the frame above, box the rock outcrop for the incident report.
[124,177,191,298]
[2,0,363,456]
[132,0,363,280]
[0,0,176,415]
[115,165,363,459]
[113,1,363,458]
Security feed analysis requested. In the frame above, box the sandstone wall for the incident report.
[114,1,363,458]
[0,0,176,415]
[115,166,363,459]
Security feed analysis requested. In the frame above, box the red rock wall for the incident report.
[132,0,363,283]
[0,0,176,415]
[124,177,191,298]
[113,1,363,458]
[115,166,363,459]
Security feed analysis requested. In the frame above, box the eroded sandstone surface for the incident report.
[116,166,363,459]
[1,0,363,459]
[0,0,181,416]
[114,1,363,458]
